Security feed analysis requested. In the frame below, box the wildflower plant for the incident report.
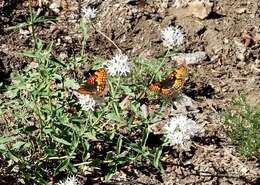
[0,3,192,185]
[81,6,97,20]
[164,115,201,149]
[57,176,81,185]
[161,26,185,49]
[73,91,96,111]
[105,53,131,76]
[224,96,260,158]
[6,0,56,48]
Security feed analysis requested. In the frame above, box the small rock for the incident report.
[188,0,213,19]
[29,61,39,69]
[64,36,72,43]
[235,7,247,14]
[175,18,206,35]
[140,104,148,118]
[59,52,68,60]
[234,38,246,61]
[240,166,249,174]
[223,38,229,44]
[237,61,246,68]
[119,96,130,110]
[171,94,198,115]
[19,29,30,36]
[237,53,245,62]
[172,51,208,65]
[50,0,61,14]
[173,0,190,8]
[204,29,223,54]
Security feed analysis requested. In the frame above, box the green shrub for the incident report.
[224,96,260,158]
[0,2,184,183]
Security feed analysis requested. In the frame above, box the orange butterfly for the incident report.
[148,64,187,95]
[78,68,107,96]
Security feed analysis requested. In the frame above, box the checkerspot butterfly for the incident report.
[78,68,107,96]
[148,64,187,95]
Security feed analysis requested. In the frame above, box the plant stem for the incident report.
[149,49,170,84]
[29,0,36,49]
[91,23,122,53]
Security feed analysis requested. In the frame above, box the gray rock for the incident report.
[172,51,208,65]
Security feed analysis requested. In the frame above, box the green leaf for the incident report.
[53,74,62,81]
[13,141,31,150]
[83,132,97,141]
[68,163,77,173]
[153,146,163,168]
[116,136,123,154]
[0,136,17,144]
[7,151,20,163]
[52,136,71,146]
[103,166,117,182]
[105,112,123,123]
[121,86,135,96]
[0,144,7,151]
[43,128,52,135]
[55,159,70,175]
[82,140,90,160]
[141,128,149,148]
[105,151,114,161]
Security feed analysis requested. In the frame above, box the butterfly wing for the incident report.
[148,72,176,95]
[148,64,187,95]
[94,68,107,96]
[173,64,187,91]
[78,68,107,96]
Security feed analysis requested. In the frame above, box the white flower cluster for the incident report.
[105,53,131,76]
[73,91,96,111]
[161,26,185,48]
[57,176,81,185]
[81,6,96,19]
[164,115,200,149]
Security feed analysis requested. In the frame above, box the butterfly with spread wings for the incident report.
[78,68,107,96]
[148,64,187,95]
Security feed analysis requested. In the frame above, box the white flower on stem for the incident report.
[164,115,200,149]
[57,175,80,185]
[105,53,131,76]
[73,91,96,111]
[161,26,185,48]
[81,6,96,19]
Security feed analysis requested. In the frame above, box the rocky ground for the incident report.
[0,0,259,184]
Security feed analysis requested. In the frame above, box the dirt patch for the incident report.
[0,0,259,184]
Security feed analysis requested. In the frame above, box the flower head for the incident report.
[57,175,80,185]
[161,26,185,48]
[164,115,200,149]
[105,53,131,76]
[81,6,96,19]
[73,91,96,111]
